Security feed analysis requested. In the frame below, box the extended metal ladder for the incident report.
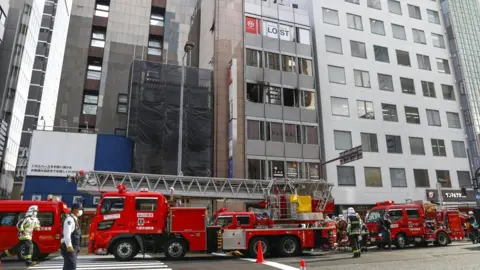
[75,171,333,205]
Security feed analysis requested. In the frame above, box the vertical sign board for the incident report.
[245,17,260,34]
[228,58,238,179]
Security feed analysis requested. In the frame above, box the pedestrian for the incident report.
[61,203,83,270]
[0,205,40,267]
[466,211,479,243]
[346,207,362,258]
[379,213,392,251]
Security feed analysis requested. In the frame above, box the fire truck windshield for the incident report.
[366,210,385,223]
[216,216,233,227]
[100,197,125,215]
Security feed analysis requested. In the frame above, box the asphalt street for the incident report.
[0,242,479,270]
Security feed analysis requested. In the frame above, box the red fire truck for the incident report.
[365,200,464,249]
[0,199,69,260]
[74,171,336,261]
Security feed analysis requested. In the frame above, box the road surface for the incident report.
[0,242,478,270]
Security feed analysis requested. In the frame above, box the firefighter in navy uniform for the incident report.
[61,203,83,270]
[346,207,362,258]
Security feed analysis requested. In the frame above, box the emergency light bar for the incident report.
[376,200,395,206]
[117,184,127,193]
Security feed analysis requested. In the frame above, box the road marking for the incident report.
[212,253,299,270]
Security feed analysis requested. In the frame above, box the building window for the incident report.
[347,13,363,31]
[283,88,298,107]
[331,97,349,116]
[442,85,455,100]
[346,0,360,4]
[408,4,422,20]
[452,140,467,158]
[405,106,420,124]
[357,100,374,119]
[150,12,164,27]
[0,7,6,26]
[436,170,451,188]
[400,77,415,94]
[412,29,426,44]
[370,19,385,36]
[432,33,446,48]
[378,74,393,91]
[246,49,262,67]
[388,0,402,15]
[390,168,407,187]
[382,103,398,122]
[337,166,356,186]
[334,130,352,150]
[386,135,402,154]
[296,27,311,45]
[268,160,285,179]
[417,54,431,70]
[82,94,98,116]
[446,112,461,128]
[392,24,406,40]
[328,65,346,84]
[414,169,430,188]
[266,122,283,142]
[282,55,296,72]
[427,9,440,24]
[299,58,313,76]
[114,129,126,136]
[265,86,281,105]
[300,90,316,110]
[436,58,451,74]
[409,137,425,155]
[91,28,106,48]
[431,139,446,156]
[148,39,162,56]
[457,171,471,188]
[350,40,367,59]
[303,126,318,144]
[322,8,339,26]
[354,70,371,88]
[307,163,320,179]
[367,0,382,10]
[248,159,265,180]
[361,133,378,152]
[325,35,343,54]
[286,161,301,179]
[246,83,264,103]
[95,2,110,17]
[374,45,389,62]
[365,167,382,187]
[247,120,265,140]
[87,64,102,80]
[422,81,436,98]
[284,124,301,144]
[265,52,280,70]
[426,109,441,127]
[396,50,411,67]
[117,94,128,113]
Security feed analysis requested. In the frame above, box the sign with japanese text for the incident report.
[425,189,476,203]
[27,131,97,177]
[245,17,260,34]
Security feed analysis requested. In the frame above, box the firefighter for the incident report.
[346,207,362,258]
[61,203,83,270]
[467,211,479,243]
[379,213,392,250]
[359,214,369,252]
[0,205,40,266]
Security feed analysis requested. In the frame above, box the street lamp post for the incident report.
[177,42,195,176]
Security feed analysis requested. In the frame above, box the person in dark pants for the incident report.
[379,214,392,251]
[61,203,83,270]
[0,205,40,267]
[346,207,362,258]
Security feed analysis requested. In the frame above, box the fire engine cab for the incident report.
[77,171,336,261]
[365,200,463,249]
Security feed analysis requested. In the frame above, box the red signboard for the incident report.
[245,17,259,34]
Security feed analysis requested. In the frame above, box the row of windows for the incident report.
[246,83,316,110]
[0,212,55,227]
[247,159,321,180]
[330,98,461,128]
[82,93,128,115]
[247,119,318,145]
[247,16,311,45]
[337,165,470,189]
[246,48,313,76]
[334,131,467,158]
[327,65,454,96]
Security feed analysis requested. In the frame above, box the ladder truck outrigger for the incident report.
[73,171,337,261]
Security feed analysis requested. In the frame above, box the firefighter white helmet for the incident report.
[26,205,39,217]
[469,211,474,215]
[347,207,356,216]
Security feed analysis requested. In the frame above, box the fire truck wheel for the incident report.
[435,232,448,246]
[248,237,269,259]
[164,238,187,259]
[395,234,407,249]
[278,236,300,257]
[112,239,138,261]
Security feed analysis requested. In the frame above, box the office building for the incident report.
[0,0,8,44]
[313,0,471,210]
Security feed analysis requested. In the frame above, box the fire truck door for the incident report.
[405,208,424,238]
[387,209,404,236]
[135,197,159,232]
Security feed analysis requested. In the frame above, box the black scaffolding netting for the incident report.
[128,60,213,177]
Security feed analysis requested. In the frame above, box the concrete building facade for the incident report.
[312,0,470,208]
[0,0,8,44]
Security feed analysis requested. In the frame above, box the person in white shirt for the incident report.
[61,203,83,270]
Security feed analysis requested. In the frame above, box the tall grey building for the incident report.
[0,0,8,44]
